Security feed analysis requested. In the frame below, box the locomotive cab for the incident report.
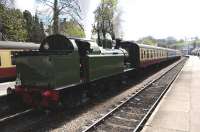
[74,39,126,82]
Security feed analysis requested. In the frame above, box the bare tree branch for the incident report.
[37,0,82,34]
[0,0,15,8]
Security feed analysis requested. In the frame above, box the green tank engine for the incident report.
[9,34,128,107]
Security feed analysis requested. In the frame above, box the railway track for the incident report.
[0,108,47,132]
[0,82,32,121]
[0,83,32,122]
[0,96,31,121]
[82,58,186,132]
[0,59,186,132]
[0,83,40,132]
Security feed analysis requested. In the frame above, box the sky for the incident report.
[16,0,36,14]
[16,0,200,40]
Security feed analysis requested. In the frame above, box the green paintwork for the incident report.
[85,54,124,81]
[16,52,80,88]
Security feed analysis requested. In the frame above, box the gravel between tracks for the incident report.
[83,58,186,132]
[38,59,186,132]
[2,59,184,132]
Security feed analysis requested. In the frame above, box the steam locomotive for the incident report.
[7,34,181,107]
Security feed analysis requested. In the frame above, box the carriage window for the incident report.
[146,50,148,58]
[11,55,15,65]
[149,50,150,58]
[0,56,1,66]
[150,50,151,58]
[141,49,143,59]
[142,50,144,59]
[11,51,16,65]
[151,50,152,57]
[153,50,155,57]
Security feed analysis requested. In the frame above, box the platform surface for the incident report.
[142,56,200,132]
[0,81,15,96]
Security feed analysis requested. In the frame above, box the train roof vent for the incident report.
[40,34,74,51]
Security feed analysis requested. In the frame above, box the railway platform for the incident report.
[142,56,200,132]
[0,81,15,96]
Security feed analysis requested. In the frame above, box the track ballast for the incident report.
[82,58,186,132]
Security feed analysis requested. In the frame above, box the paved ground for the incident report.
[142,56,200,132]
[0,81,15,96]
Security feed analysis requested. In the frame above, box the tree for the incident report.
[60,18,85,38]
[23,10,33,41]
[93,0,118,47]
[37,0,81,34]
[0,0,15,40]
[46,18,85,38]
[137,36,157,46]
[31,13,45,42]
[23,10,46,42]
[165,36,177,45]
[0,0,15,8]
[0,2,45,42]
[0,6,27,41]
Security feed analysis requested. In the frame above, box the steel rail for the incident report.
[133,61,184,132]
[82,59,186,132]
[0,109,33,123]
